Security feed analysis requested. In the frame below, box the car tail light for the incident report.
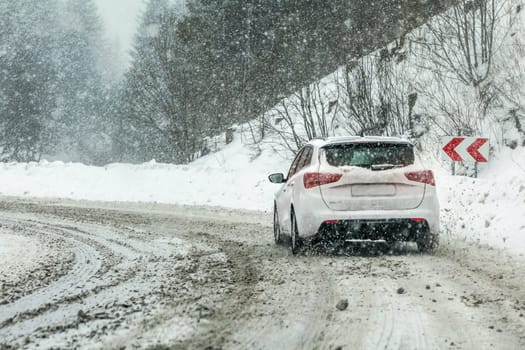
[411,218,426,222]
[303,172,342,189]
[405,170,435,186]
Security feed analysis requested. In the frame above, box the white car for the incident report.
[268,136,440,254]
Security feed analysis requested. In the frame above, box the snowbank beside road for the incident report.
[0,137,287,212]
[437,147,525,255]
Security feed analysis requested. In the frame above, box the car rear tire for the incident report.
[273,203,282,244]
[290,210,301,255]
[417,232,439,253]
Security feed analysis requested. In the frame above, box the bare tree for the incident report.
[263,79,339,154]
[492,1,525,146]
[419,0,503,88]
[337,48,415,138]
[409,0,508,139]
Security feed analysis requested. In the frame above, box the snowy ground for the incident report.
[0,135,524,255]
[0,232,45,285]
[0,199,524,349]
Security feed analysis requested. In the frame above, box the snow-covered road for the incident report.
[0,198,524,349]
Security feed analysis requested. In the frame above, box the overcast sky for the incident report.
[94,0,187,69]
[94,0,146,62]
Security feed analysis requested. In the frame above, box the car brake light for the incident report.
[303,172,342,189]
[405,170,435,186]
[411,218,426,222]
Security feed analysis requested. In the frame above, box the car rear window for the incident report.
[323,142,414,168]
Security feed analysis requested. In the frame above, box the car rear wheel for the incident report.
[417,232,439,253]
[290,210,300,254]
[273,203,282,244]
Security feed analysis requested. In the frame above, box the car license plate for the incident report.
[351,184,396,197]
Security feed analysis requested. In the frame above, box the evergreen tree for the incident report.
[120,0,183,162]
[0,0,60,161]
[53,0,110,164]
[0,0,113,163]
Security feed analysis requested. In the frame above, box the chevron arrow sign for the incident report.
[441,137,489,163]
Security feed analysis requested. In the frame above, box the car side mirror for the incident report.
[268,173,285,184]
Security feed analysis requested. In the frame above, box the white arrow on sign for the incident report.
[441,137,489,163]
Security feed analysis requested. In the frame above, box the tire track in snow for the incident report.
[366,278,430,350]
[0,215,144,340]
[0,206,204,348]
[0,220,103,329]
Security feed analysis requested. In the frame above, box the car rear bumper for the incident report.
[297,191,439,239]
[314,218,430,243]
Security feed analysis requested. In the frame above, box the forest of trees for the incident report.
[118,0,358,163]
[1,0,360,164]
[2,0,519,165]
[0,0,118,164]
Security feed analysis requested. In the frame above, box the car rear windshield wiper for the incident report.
[371,164,404,171]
